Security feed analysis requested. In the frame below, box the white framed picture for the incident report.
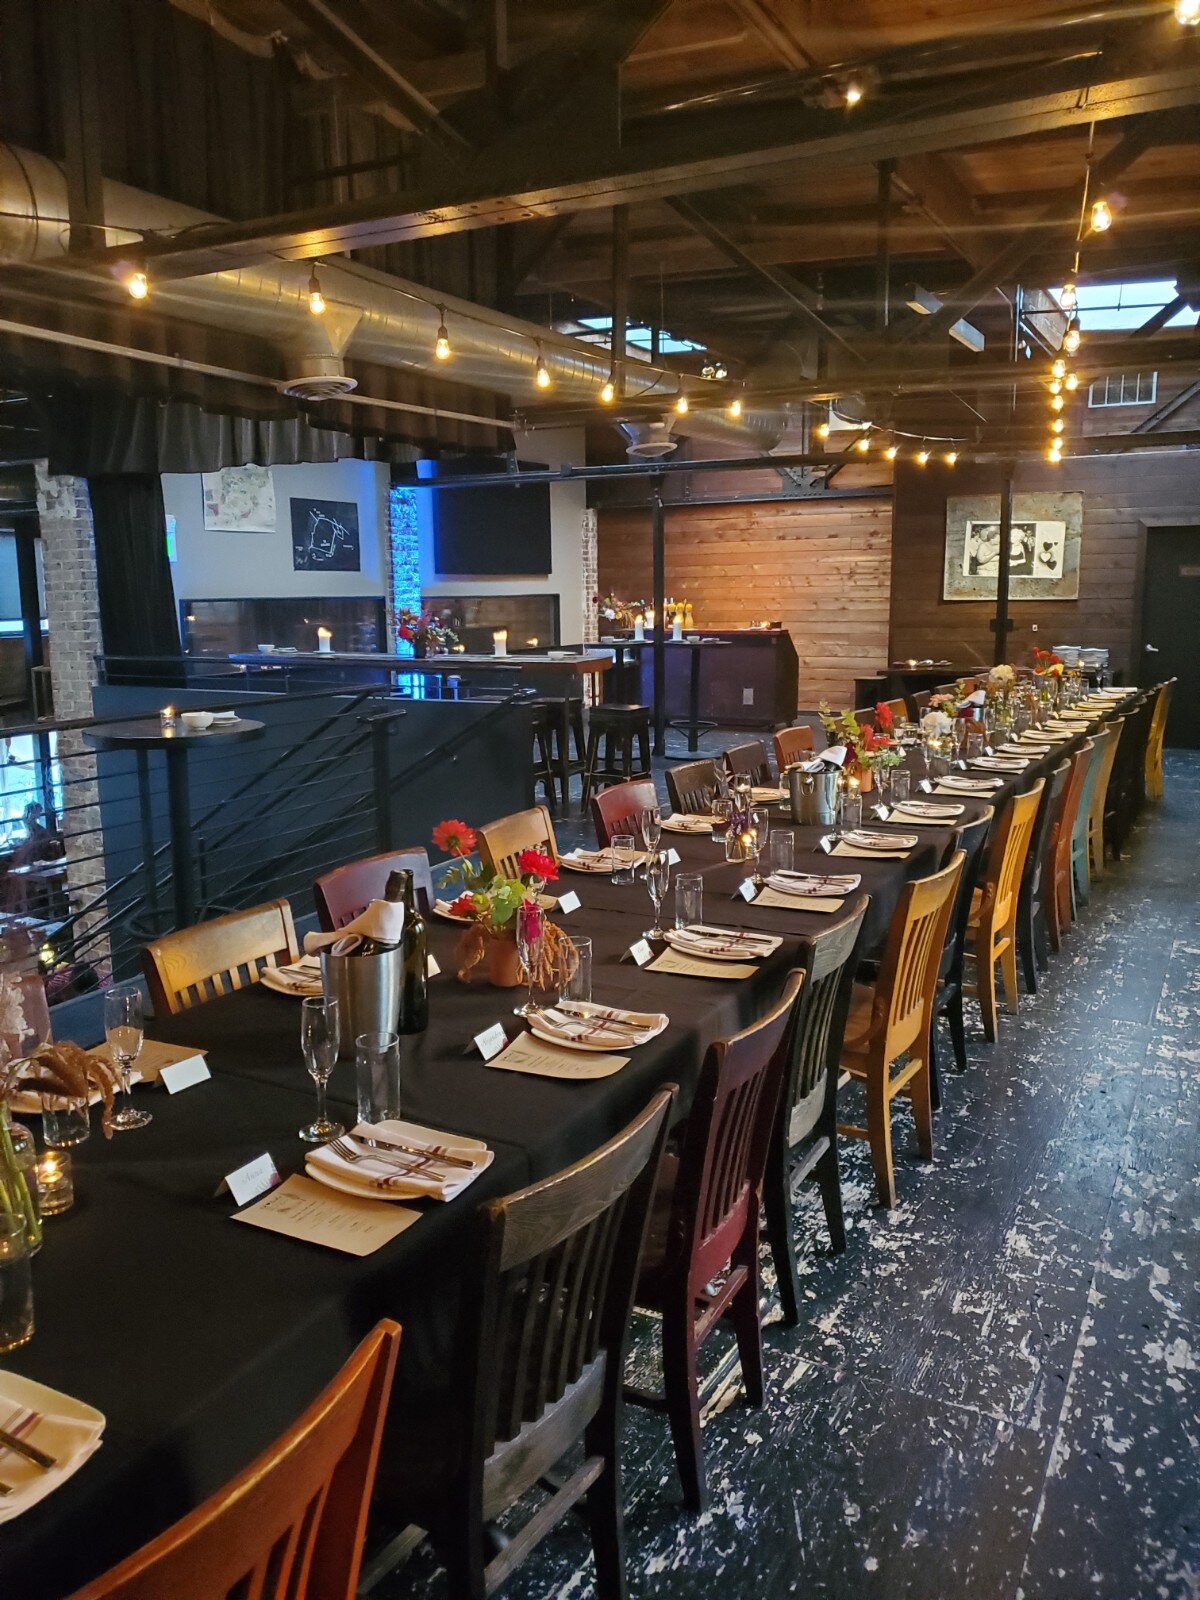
[201,466,276,533]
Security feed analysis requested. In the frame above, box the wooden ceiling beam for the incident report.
[892,153,988,271]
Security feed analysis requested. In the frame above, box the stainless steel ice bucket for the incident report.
[787,766,839,827]
[320,946,401,1058]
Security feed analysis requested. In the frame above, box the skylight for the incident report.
[1051,279,1198,331]
[561,315,705,356]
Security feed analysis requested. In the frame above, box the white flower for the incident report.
[921,710,953,737]
[988,663,1016,688]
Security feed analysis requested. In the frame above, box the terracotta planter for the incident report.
[455,927,522,988]
[857,765,873,794]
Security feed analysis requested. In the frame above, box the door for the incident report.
[1139,525,1200,747]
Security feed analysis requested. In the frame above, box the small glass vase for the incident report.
[0,1104,43,1256]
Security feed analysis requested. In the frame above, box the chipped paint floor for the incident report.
[382,751,1200,1600]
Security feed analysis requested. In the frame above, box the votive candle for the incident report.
[160,705,177,730]
[36,1148,73,1216]
[493,629,508,657]
[317,627,333,653]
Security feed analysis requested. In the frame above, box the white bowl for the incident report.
[181,711,214,731]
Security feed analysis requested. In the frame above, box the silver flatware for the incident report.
[0,1423,55,1471]
[350,1132,475,1170]
[328,1137,441,1179]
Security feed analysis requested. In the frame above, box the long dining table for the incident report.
[0,688,1141,1599]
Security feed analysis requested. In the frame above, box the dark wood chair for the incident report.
[1046,739,1093,950]
[580,705,652,808]
[852,706,876,731]
[764,898,870,1329]
[773,725,815,770]
[665,758,722,815]
[911,690,932,717]
[629,977,800,1511]
[1016,763,1069,995]
[314,848,435,931]
[929,808,994,1098]
[722,740,774,786]
[68,1321,400,1600]
[591,779,660,849]
[374,1090,673,1600]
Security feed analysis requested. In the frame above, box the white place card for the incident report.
[427,954,441,977]
[473,1023,508,1061]
[736,878,757,902]
[219,1152,282,1207]
[872,803,890,820]
[919,779,934,793]
[819,834,835,854]
[556,890,581,915]
[159,1054,211,1095]
[956,759,969,771]
[664,846,682,866]
[626,938,653,966]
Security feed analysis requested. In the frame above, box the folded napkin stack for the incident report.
[305,1120,492,1202]
[0,1382,106,1525]
[766,870,861,898]
[529,1002,667,1048]
[667,926,781,959]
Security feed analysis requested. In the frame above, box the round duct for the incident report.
[618,418,678,458]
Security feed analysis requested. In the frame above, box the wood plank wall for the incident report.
[597,497,893,706]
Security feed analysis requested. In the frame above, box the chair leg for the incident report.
[1000,936,1020,1016]
[763,1140,801,1328]
[909,1054,934,1160]
[928,1023,943,1112]
[816,1141,847,1254]
[947,989,968,1073]
[436,1487,488,1600]
[1018,894,1039,995]
[660,1297,706,1512]
[728,1229,765,1407]
[976,935,999,1043]
[865,1069,896,1207]
[583,1417,628,1600]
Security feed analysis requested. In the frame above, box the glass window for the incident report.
[1087,372,1158,407]
[1052,279,1199,332]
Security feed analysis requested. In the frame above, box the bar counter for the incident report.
[605,628,798,729]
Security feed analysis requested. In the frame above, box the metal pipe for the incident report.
[993,463,1015,666]
[651,480,667,757]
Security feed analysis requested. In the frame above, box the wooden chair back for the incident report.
[69,1321,400,1600]
[665,758,722,814]
[722,740,774,786]
[912,690,932,715]
[313,848,434,931]
[1145,677,1175,798]
[591,779,659,848]
[852,707,876,731]
[883,697,907,723]
[941,808,994,984]
[1088,713,1124,871]
[477,805,558,879]
[1071,727,1109,876]
[779,897,869,1151]
[773,725,815,770]
[1047,740,1092,940]
[979,783,1043,938]
[143,899,299,1016]
[670,975,800,1289]
[872,852,964,1063]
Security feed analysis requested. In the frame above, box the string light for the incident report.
[1176,0,1199,25]
[727,396,743,419]
[844,78,864,107]
[674,391,690,416]
[1089,197,1113,233]
[535,342,551,389]
[916,448,930,466]
[434,307,451,360]
[127,267,149,301]
[1049,378,1063,395]
[944,450,958,466]
[599,367,616,404]
[885,444,899,461]
[815,421,830,440]
[1051,393,1065,412]
[1064,371,1079,392]
[1060,282,1078,314]
[307,268,326,316]
[1047,443,1063,463]
[855,434,870,453]
[1052,357,1067,379]
[1064,325,1082,355]
[1051,418,1065,434]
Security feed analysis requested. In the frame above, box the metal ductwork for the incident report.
[0,141,811,454]
[618,418,678,457]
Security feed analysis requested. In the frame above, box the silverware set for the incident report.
[0,1416,57,1492]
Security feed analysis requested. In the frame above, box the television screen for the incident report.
[430,457,552,576]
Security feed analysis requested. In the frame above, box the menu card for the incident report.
[753,886,842,913]
[490,1032,629,1080]
[232,1174,420,1256]
[830,842,912,861]
[648,948,758,980]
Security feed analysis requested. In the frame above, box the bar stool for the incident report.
[530,702,561,811]
[531,694,586,811]
[580,704,652,807]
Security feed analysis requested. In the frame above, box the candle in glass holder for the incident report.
[35,1148,73,1216]
[672,611,684,641]
[633,614,645,642]
[492,629,508,657]
[159,705,177,731]
[317,627,333,653]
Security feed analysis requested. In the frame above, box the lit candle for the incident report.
[672,611,684,641]
[493,629,508,657]
[646,608,655,631]
[160,705,177,730]
[317,627,332,653]
[36,1148,73,1216]
[633,614,645,642]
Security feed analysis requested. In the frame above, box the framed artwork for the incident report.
[943,492,1082,601]
[290,498,361,572]
[201,466,276,533]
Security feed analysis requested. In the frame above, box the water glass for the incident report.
[105,984,152,1132]
[674,871,704,930]
[355,1030,401,1125]
[300,994,342,1143]
[41,1089,90,1149]
[559,936,593,1005]
[0,1214,33,1354]
[644,851,671,940]
[891,768,912,805]
[965,727,985,760]
[768,830,794,876]
[610,833,637,885]
[839,784,863,834]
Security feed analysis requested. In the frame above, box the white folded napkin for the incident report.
[302,898,405,956]
[661,814,713,833]
[843,828,919,850]
[750,786,788,802]
[529,1003,667,1048]
[886,800,965,820]
[0,1382,106,1525]
[969,756,1028,771]
[305,1120,491,1202]
[260,957,323,996]
[560,847,647,872]
[667,926,780,958]
[935,775,1003,792]
[766,870,861,897]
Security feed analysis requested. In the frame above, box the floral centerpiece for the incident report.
[396,608,459,659]
[432,820,577,990]
[920,707,954,739]
[987,663,1016,698]
[1032,647,1064,678]
[817,703,900,791]
[859,703,905,783]
[596,593,648,631]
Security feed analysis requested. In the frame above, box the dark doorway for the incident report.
[1140,525,1200,747]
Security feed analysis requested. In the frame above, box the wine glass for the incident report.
[639,805,662,868]
[514,900,544,1018]
[950,717,966,759]
[748,805,769,885]
[105,984,152,1131]
[299,995,342,1144]
[644,851,671,940]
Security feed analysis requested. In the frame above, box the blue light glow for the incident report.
[388,485,421,659]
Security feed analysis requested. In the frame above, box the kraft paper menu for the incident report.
[753,886,842,914]
[648,948,759,981]
[830,842,912,861]
[490,1032,629,1081]
[232,1174,420,1256]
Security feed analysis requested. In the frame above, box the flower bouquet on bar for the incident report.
[396,608,459,659]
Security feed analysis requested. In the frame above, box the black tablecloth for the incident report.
[0,693,1135,1597]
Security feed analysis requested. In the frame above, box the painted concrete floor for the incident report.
[387,750,1200,1600]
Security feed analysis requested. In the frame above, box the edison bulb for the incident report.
[944,450,958,466]
[1049,379,1062,395]
[728,397,743,419]
[855,435,870,453]
[1060,282,1078,313]
[916,449,930,466]
[1051,393,1065,412]
[675,393,689,415]
[535,355,551,390]
[1052,358,1066,379]
[816,421,830,440]
[844,79,863,106]
[127,269,149,301]
[1090,198,1113,233]
[1051,418,1064,434]
[1065,372,1079,392]
[600,379,615,404]
[885,444,899,461]
[1064,326,1081,355]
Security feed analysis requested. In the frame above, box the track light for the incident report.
[1089,197,1113,233]
[1064,325,1082,355]
[307,268,326,316]
[1060,281,1078,314]
[127,267,149,301]
[434,307,451,361]
[1176,0,1199,24]
[727,396,743,419]
[885,444,899,461]
[674,392,689,415]
[944,450,958,466]
[1052,358,1066,379]
[1064,372,1079,392]
[535,342,551,389]
[916,448,930,467]
[815,421,830,440]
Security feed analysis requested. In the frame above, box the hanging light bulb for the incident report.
[884,443,899,461]
[434,307,451,361]
[1064,371,1079,392]
[855,434,870,454]
[727,396,743,419]
[1051,417,1065,434]
[127,267,149,301]
[1089,197,1113,233]
[599,365,616,404]
[1060,281,1078,313]
[1047,443,1063,463]
[1049,379,1063,395]
[674,391,690,416]
[1051,393,1065,412]
[815,421,830,440]
[1052,357,1067,379]
[916,448,930,467]
[1176,0,1199,25]
[944,450,958,466]
[307,267,326,316]
[843,78,864,107]
[1064,325,1082,355]
[535,342,551,389]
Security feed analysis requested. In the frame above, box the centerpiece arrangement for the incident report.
[817,702,902,791]
[432,819,577,991]
[396,608,459,658]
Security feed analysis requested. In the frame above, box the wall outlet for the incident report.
[1030,623,1038,633]
[742,687,754,706]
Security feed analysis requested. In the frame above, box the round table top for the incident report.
[82,716,266,752]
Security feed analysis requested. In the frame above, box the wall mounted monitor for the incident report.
[426,457,552,576]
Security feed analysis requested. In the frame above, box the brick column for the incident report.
[34,464,111,984]
[581,507,599,644]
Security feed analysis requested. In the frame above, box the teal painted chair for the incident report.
[1071,727,1110,914]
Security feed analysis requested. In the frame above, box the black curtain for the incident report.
[87,475,181,662]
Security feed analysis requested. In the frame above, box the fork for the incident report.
[327,1138,442,1179]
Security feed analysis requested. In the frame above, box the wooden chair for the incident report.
[852,707,876,731]
[68,1321,400,1600]
[1086,715,1123,879]
[967,784,1043,1043]
[375,1091,673,1600]
[930,808,994,1095]
[143,899,300,1016]
[840,853,964,1207]
[1016,763,1069,995]
[477,805,558,879]
[313,848,434,932]
[1105,696,1153,859]
[629,978,799,1510]
[911,689,932,717]
[665,758,722,815]
[773,724,815,770]
[591,779,659,849]
[764,898,869,1328]
[1144,677,1174,801]
[722,739,774,786]
[1046,740,1093,950]
[1071,728,1111,909]
[883,697,907,723]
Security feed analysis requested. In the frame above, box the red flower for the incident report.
[874,701,894,730]
[448,892,476,918]
[432,818,477,857]
[517,848,558,882]
[398,624,414,641]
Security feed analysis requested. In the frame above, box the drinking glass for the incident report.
[838,783,862,835]
[514,900,544,1017]
[355,1030,401,1125]
[644,851,671,940]
[748,806,769,885]
[768,830,794,876]
[966,726,985,760]
[40,1086,90,1149]
[639,805,662,856]
[891,768,912,805]
[0,1215,33,1354]
[558,935,593,1005]
[104,984,152,1131]
[674,871,704,930]
[709,794,731,832]
[950,717,966,758]
[610,833,637,885]
[299,995,342,1143]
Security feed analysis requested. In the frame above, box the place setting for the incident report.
[648,923,782,980]
[0,1377,107,1526]
[558,844,650,873]
[824,827,920,862]
[660,812,714,834]
[750,869,863,914]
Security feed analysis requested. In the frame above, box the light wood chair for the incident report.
[883,697,907,723]
[1046,740,1093,950]
[477,805,559,879]
[68,1321,400,1600]
[773,725,815,769]
[1144,678,1175,801]
[1086,715,1124,879]
[967,784,1043,1042]
[1071,729,1111,909]
[313,847,434,931]
[143,899,300,1016]
[840,853,964,1207]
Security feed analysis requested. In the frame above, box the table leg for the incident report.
[687,645,703,753]
[135,748,161,927]
[164,745,196,930]
[557,699,571,813]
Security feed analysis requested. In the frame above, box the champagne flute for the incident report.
[644,851,671,940]
[105,984,153,1131]
[299,995,342,1144]
[514,899,544,1018]
[748,805,769,886]
[639,805,661,874]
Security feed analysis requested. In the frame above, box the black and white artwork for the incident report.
[290,498,361,572]
[963,518,1066,580]
[943,491,1081,600]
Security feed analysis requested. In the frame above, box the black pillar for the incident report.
[993,462,1015,665]
[651,479,666,756]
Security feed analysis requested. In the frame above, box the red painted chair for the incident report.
[313,848,434,931]
[590,778,660,848]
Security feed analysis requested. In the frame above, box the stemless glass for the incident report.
[514,900,544,1017]
[0,1215,33,1354]
[768,830,794,876]
[644,851,671,940]
[966,726,985,761]
[674,871,704,930]
[299,995,342,1144]
[558,935,593,1005]
[40,1086,90,1149]
[104,984,152,1132]
[610,833,637,885]
[355,1030,401,1125]
[891,767,912,805]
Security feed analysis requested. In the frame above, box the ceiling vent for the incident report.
[618,418,678,457]
[277,353,358,402]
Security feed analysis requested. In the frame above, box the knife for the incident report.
[0,1425,55,1471]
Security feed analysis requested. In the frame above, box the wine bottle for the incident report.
[397,870,429,1035]
[356,870,406,957]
